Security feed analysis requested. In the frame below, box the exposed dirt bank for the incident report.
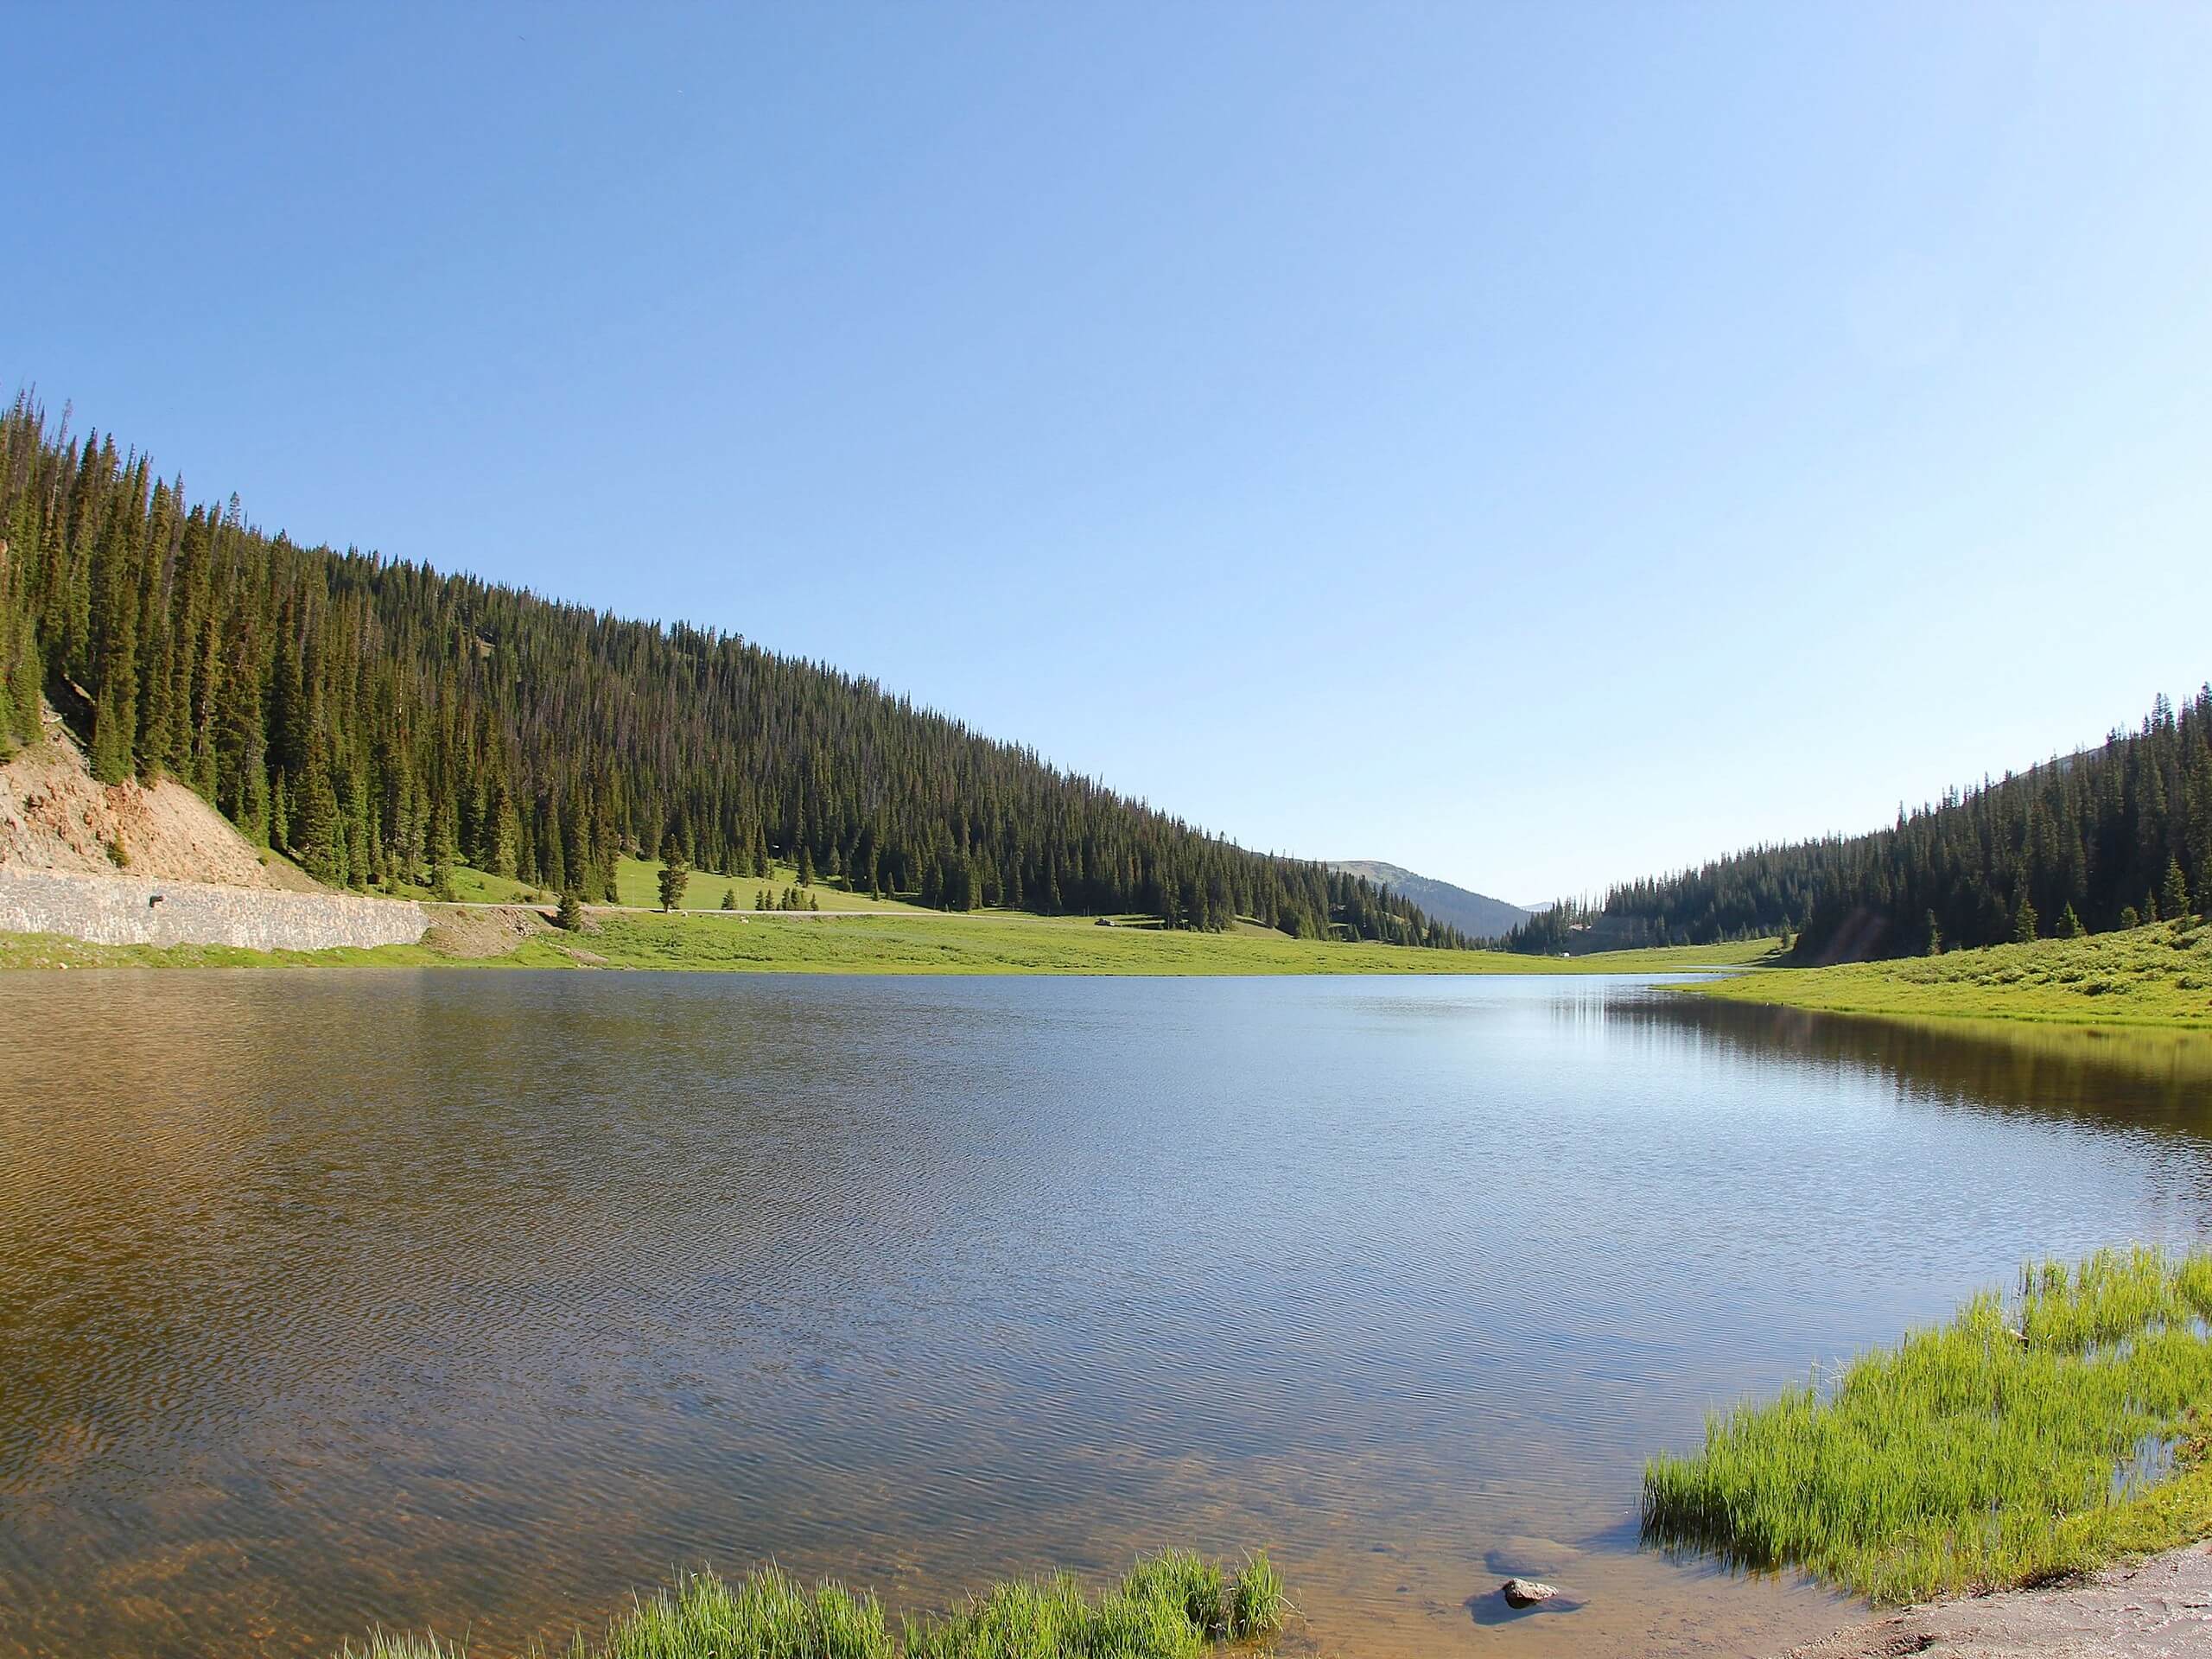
[420,903,558,958]
[1779,1543,2212,1657]
[0,715,315,889]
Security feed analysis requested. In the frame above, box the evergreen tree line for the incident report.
[0,397,1465,945]
[1501,687,2212,959]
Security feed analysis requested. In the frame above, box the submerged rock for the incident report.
[1501,1578,1558,1608]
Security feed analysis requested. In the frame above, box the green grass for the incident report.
[0,909,1510,974]
[378,857,925,912]
[382,864,556,906]
[339,1550,1286,1659]
[0,904,1780,977]
[612,856,929,914]
[1551,938,1783,971]
[561,909,1534,975]
[1681,919,2212,1029]
[0,932,467,969]
[1642,1245,2212,1604]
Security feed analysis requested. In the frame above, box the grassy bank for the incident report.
[1549,938,1780,971]
[345,1550,1285,1659]
[0,906,1777,976]
[1643,1246,2212,1603]
[1680,920,2212,1029]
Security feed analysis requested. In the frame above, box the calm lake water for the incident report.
[5,971,2212,1659]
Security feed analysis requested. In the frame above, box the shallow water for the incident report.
[3,971,2211,1659]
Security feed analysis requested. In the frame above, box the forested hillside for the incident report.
[0,397,1459,944]
[1503,689,2212,960]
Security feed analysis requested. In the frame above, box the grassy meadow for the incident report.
[1552,938,1781,971]
[0,881,1780,976]
[552,912,1772,976]
[1643,1246,2212,1604]
[0,907,1524,975]
[341,1550,1285,1659]
[1682,919,2212,1029]
[609,855,931,913]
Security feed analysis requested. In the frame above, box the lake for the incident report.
[5,970,2212,1658]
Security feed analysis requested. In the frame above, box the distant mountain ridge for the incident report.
[1327,861,1531,941]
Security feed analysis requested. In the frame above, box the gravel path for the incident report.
[1781,1544,2212,1657]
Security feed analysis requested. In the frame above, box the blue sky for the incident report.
[5,3,2209,904]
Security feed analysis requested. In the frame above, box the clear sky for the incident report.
[5,4,2209,905]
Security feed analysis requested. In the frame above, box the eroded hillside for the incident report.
[0,711,317,892]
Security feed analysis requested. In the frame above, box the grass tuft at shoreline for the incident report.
[1642,1245,2212,1603]
[340,1551,1286,1659]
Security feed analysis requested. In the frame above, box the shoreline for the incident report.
[1776,1541,2212,1657]
[1672,922,2212,1032]
[1654,1243,2212,1651]
[0,893,1777,977]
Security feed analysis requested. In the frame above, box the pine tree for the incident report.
[721,886,737,910]
[2056,902,2085,938]
[486,779,518,877]
[2013,895,2039,943]
[429,800,461,900]
[2161,857,2193,923]
[90,655,137,783]
[556,888,584,931]
[294,750,343,881]
[658,858,690,912]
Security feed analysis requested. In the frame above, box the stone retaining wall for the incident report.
[0,868,429,950]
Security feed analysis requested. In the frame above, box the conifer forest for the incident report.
[0,397,1460,945]
[1503,687,2212,959]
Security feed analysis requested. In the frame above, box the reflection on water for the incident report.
[1630,996,2212,1135]
[3,971,2209,1659]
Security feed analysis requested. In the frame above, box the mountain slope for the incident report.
[1328,860,1530,941]
[0,396,1463,947]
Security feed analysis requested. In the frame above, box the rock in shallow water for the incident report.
[1501,1578,1558,1608]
